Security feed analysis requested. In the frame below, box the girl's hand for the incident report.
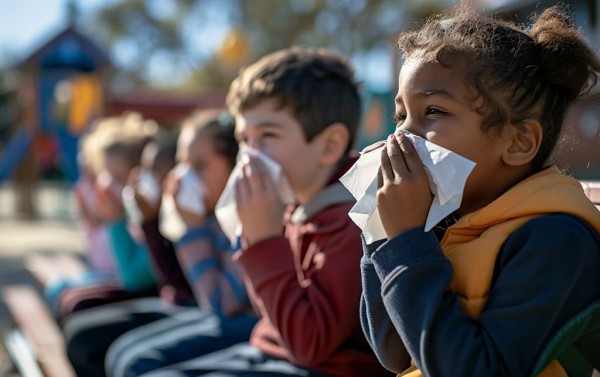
[361,140,386,154]
[234,156,285,246]
[74,182,102,227]
[127,168,160,222]
[377,133,432,239]
[163,171,206,227]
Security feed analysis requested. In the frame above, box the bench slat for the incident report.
[2,285,75,377]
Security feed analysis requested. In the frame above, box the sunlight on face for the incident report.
[234,98,323,204]
[395,56,508,214]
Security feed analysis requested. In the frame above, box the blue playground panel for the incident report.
[0,127,33,183]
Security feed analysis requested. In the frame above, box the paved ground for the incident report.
[0,181,85,376]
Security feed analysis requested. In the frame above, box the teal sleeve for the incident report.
[106,219,157,292]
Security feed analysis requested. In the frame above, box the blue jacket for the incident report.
[360,167,600,376]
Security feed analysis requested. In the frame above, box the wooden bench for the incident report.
[1,253,86,376]
[24,253,87,289]
[2,285,75,377]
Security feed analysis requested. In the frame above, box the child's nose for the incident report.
[245,138,260,149]
[396,119,425,139]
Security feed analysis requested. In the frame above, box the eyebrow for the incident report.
[255,121,284,129]
[234,121,283,139]
[395,88,457,105]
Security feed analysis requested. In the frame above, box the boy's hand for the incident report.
[377,133,432,239]
[235,156,285,246]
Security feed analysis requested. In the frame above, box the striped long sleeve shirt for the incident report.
[175,216,250,317]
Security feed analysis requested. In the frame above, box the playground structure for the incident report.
[0,18,227,219]
[0,21,110,218]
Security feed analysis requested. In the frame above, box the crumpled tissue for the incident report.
[339,131,476,244]
[159,163,205,241]
[215,146,296,245]
[122,169,161,224]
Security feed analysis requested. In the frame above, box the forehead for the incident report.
[234,98,300,133]
[177,129,213,161]
[396,56,469,104]
[103,154,131,180]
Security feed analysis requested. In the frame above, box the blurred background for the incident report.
[0,1,599,374]
[1,0,600,221]
[0,0,599,217]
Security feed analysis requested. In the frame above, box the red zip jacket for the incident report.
[234,158,392,377]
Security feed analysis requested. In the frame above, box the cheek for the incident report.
[202,164,232,207]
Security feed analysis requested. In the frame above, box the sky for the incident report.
[0,0,393,90]
[0,1,113,66]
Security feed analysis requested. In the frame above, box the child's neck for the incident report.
[296,156,356,205]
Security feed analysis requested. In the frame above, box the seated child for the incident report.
[80,109,256,377]
[134,47,392,377]
[359,5,600,376]
[45,113,161,323]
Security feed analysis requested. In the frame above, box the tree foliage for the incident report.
[85,0,452,88]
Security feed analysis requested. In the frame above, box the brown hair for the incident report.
[226,47,362,153]
[83,111,159,174]
[179,108,238,167]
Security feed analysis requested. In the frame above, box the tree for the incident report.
[85,0,453,88]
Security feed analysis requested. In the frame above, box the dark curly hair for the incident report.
[180,109,238,168]
[398,5,600,171]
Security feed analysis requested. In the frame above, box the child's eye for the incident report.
[392,112,406,124]
[426,107,446,116]
[261,131,277,139]
[192,162,205,172]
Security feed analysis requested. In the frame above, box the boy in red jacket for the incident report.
[139,47,391,377]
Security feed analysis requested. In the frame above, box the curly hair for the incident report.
[398,5,600,171]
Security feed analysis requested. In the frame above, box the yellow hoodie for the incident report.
[403,166,600,377]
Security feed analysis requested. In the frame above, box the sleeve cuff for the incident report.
[371,227,444,277]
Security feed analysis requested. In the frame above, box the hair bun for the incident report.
[530,6,600,99]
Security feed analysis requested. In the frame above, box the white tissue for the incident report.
[159,163,205,241]
[122,186,142,223]
[339,131,475,244]
[122,170,161,224]
[137,170,161,206]
[215,146,296,245]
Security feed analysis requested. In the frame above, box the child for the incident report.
[64,133,198,377]
[360,6,600,377]
[45,113,160,322]
[72,135,114,273]
[125,135,195,306]
[104,109,256,377]
[138,47,391,377]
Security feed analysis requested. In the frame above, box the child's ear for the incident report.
[502,119,542,167]
[318,123,350,167]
